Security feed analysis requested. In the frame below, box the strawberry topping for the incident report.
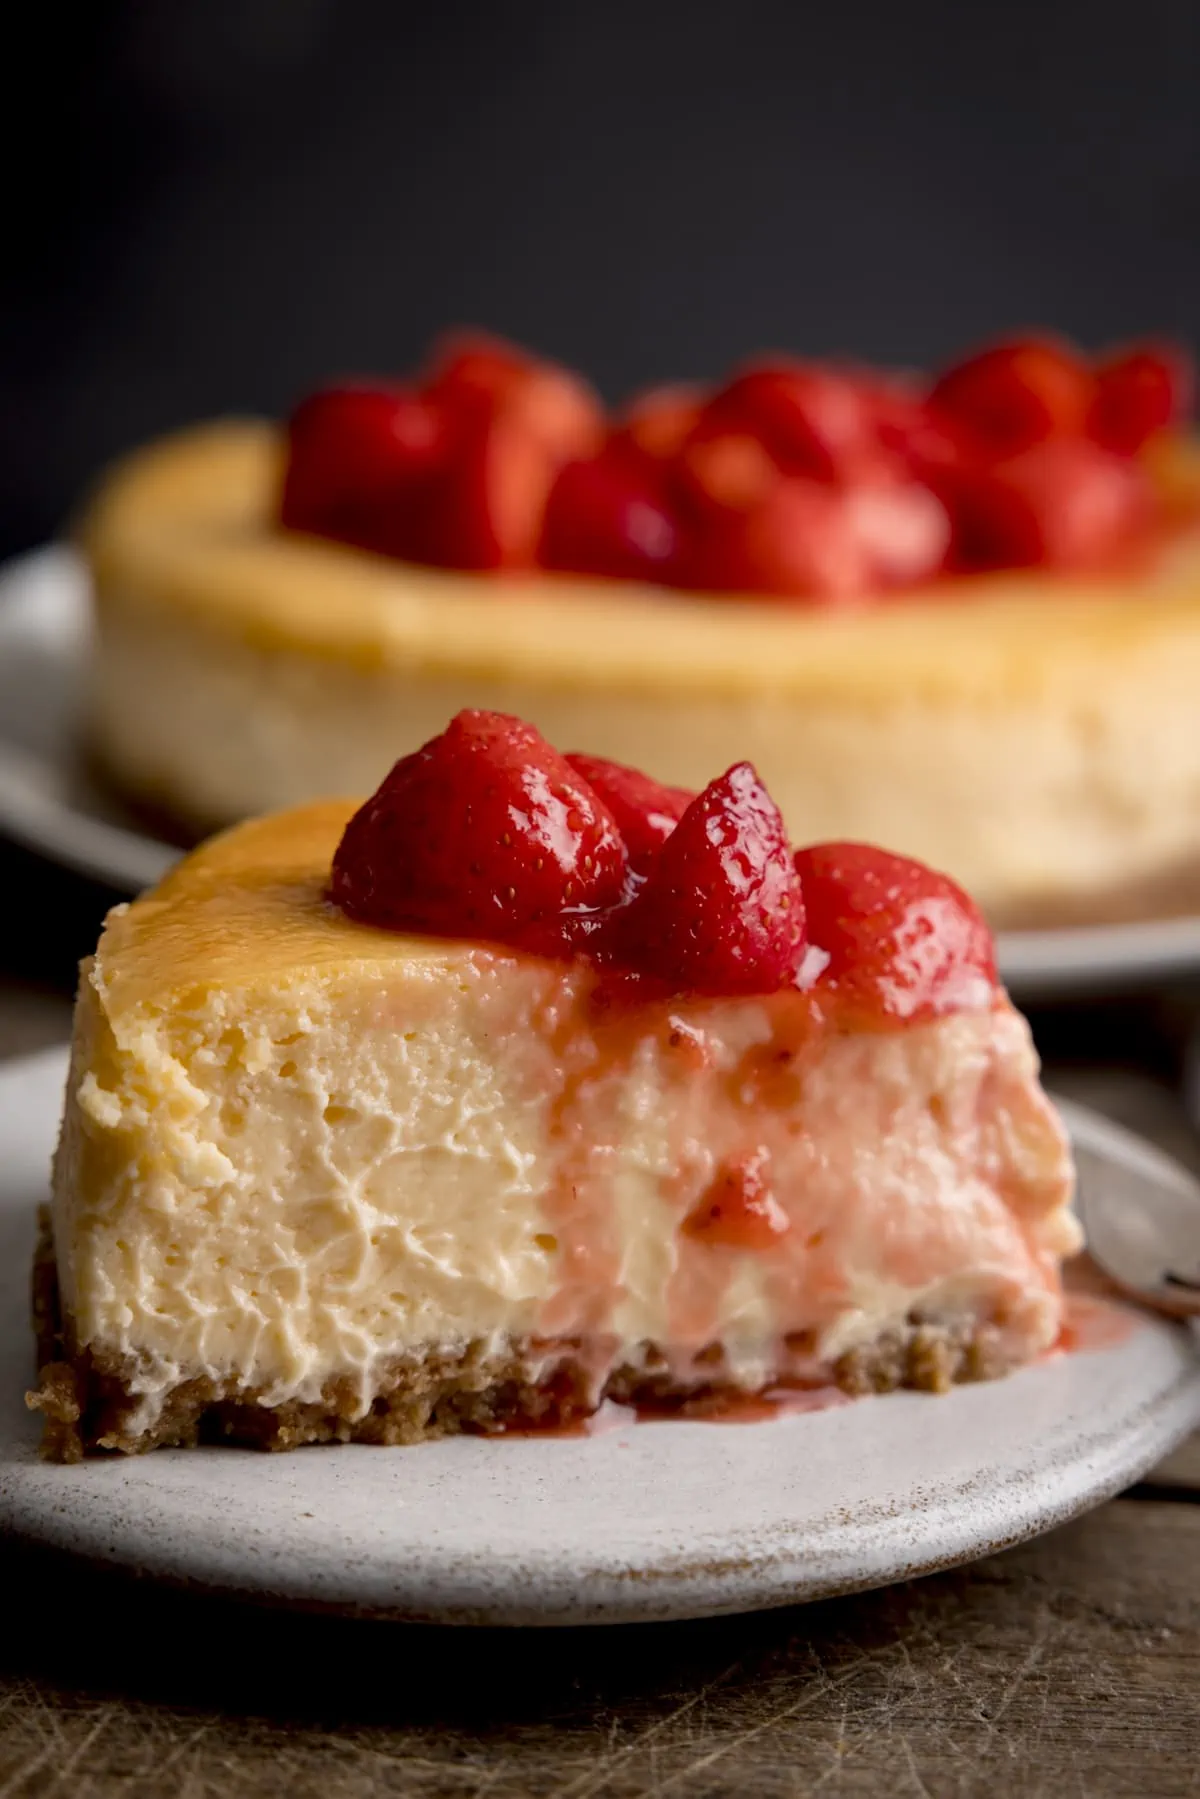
[563,754,694,869]
[792,842,996,1022]
[700,363,881,482]
[687,482,873,601]
[1090,343,1194,455]
[942,439,1152,572]
[331,710,627,952]
[280,385,452,560]
[609,763,808,995]
[333,712,1001,1014]
[928,337,1096,458]
[281,327,1192,599]
[540,450,680,584]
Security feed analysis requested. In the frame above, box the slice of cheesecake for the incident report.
[31,712,1078,1459]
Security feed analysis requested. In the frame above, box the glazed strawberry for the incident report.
[794,842,996,1023]
[415,332,606,570]
[540,451,680,583]
[332,710,627,947]
[427,411,564,570]
[944,439,1152,572]
[564,753,694,868]
[700,363,880,483]
[1090,342,1194,455]
[929,337,1095,458]
[615,763,807,994]
[280,385,451,557]
[683,1149,790,1249]
[690,481,872,600]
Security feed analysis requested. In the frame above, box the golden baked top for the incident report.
[92,801,459,1022]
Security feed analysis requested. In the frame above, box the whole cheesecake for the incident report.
[32,712,1077,1458]
[79,333,1200,927]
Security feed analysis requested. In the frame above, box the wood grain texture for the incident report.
[0,1496,1197,1797]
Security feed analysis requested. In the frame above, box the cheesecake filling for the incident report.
[51,946,1077,1435]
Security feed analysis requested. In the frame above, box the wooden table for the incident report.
[2,838,1198,1798]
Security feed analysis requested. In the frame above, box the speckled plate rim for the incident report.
[0,1049,1197,1627]
[2,547,1200,996]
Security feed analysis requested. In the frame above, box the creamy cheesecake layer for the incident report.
[81,425,1200,924]
[48,803,1078,1441]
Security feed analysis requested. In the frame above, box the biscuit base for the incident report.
[27,1213,1024,1462]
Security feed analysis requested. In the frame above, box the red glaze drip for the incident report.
[281,328,1193,600]
[498,1386,851,1435]
[682,1149,791,1250]
[1054,1292,1139,1354]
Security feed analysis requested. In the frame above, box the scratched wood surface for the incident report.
[1,840,1199,1797]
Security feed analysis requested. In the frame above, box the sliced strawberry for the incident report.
[564,753,694,868]
[689,481,872,601]
[929,336,1095,458]
[700,363,880,482]
[683,1148,790,1249]
[331,710,628,947]
[615,763,807,994]
[944,439,1153,572]
[794,841,997,1023]
[540,451,681,583]
[280,384,452,558]
[1090,342,1194,455]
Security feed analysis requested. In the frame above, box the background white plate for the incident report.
[3,547,1200,998]
[0,1048,1197,1626]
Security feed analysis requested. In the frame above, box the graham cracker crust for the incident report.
[27,1210,1014,1463]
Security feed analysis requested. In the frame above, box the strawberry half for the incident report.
[424,339,605,572]
[564,753,694,869]
[280,384,452,559]
[687,481,873,601]
[615,763,807,994]
[699,363,881,483]
[1090,342,1194,455]
[929,336,1095,459]
[943,439,1152,572]
[794,841,996,1022]
[332,710,628,948]
[540,450,681,584]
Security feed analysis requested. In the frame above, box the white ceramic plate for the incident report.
[3,547,1200,998]
[0,1047,1197,1626]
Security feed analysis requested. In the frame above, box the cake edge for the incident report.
[27,1209,1028,1464]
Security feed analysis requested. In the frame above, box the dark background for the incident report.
[4,0,1199,560]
